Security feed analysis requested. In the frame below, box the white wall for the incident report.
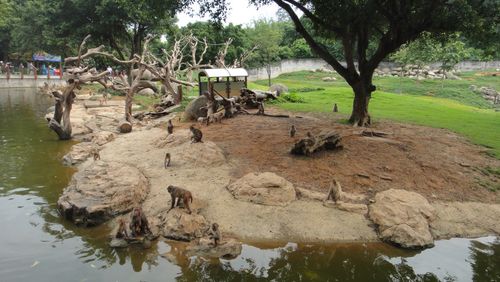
[247,59,500,81]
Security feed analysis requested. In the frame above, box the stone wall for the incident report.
[0,76,65,89]
[247,59,500,81]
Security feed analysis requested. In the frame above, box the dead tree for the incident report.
[291,131,343,156]
[48,35,125,140]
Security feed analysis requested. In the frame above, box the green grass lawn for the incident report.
[250,71,500,158]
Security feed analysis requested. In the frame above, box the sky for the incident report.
[176,0,282,27]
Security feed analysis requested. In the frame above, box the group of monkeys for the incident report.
[114,119,220,246]
[114,185,220,246]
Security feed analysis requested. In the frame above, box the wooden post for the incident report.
[226,77,230,98]
[47,65,50,80]
[34,63,38,80]
[59,62,63,79]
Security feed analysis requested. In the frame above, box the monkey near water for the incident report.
[209,223,221,247]
[190,125,203,143]
[115,218,129,239]
[129,207,151,237]
[164,152,171,168]
[167,185,193,214]
[167,119,174,134]
[290,125,296,137]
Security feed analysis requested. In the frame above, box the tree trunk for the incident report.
[48,83,77,140]
[266,64,271,87]
[349,84,372,127]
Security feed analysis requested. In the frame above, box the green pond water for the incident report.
[0,88,499,282]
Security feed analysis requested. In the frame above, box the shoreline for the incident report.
[53,96,500,247]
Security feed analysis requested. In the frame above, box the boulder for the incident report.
[269,83,288,96]
[109,238,128,248]
[138,88,156,96]
[131,69,153,81]
[368,189,435,248]
[183,95,209,121]
[185,238,242,259]
[162,209,210,241]
[57,161,149,226]
[154,129,226,167]
[62,142,97,166]
[227,172,296,206]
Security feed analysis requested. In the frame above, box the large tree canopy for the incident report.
[199,0,499,126]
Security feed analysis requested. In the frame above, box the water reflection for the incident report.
[0,88,499,282]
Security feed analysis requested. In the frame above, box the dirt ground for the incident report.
[196,107,500,204]
[68,99,500,242]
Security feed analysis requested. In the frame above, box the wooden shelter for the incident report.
[198,68,248,98]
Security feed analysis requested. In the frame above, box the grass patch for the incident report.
[251,71,500,158]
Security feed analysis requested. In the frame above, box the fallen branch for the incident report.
[291,131,343,156]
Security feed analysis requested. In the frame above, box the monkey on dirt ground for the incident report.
[166,185,193,214]
[92,148,100,160]
[167,119,174,134]
[290,125,296,137]
[129,207,151,237]
[208,223,221,246]
[164,152,171,168]
[189,125,203,143]
[115,218,129,239]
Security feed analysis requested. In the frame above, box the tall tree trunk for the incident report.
[348,80,373,127]
[49,83,77,140]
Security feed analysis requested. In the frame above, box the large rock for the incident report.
[185,238,242,259]
[62,142,97,166]
[368,189,435,248]
[183,96,209,121]
[153,129,227,167]
[162,209,210,241]
[82,131,116,146]
[138,88,156,96]
[57,161,149,226]
[269,83,288,96]
[227,172,296,206]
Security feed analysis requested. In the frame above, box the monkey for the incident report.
[129,207,151,237]
[166,185,193,214]
[92,148,100,160]
[208,223,221,247]
[333,103,338,112]
[167,119,174,134]
[164,152,171,168]
[99,92,109,105]
[115,218,129,239]
[190,125,203,143]
[257,101,265,115]
[326,180,342,202]
[290,124,296,137]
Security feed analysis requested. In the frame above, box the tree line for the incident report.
[1,0,498,126]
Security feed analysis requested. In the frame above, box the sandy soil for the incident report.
[69,99,500,242]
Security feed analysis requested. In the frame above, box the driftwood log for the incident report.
[290,131,343,156]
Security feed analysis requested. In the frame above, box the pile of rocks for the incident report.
[470,85,500,104]
[374,65,461,80]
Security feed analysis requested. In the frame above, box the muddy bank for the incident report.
[53,96,500,248]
